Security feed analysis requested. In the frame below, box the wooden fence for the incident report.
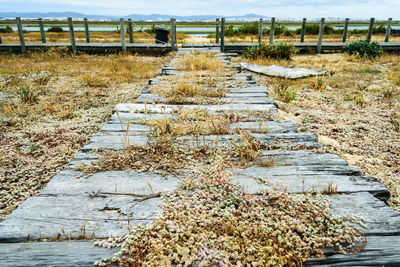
[0,16,398,54]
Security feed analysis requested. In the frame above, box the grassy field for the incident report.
[0,49,172,221]
[234,53,400,209]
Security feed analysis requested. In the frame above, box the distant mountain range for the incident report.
[0,12,270,21]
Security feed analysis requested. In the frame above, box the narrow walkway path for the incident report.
[0,48,399,266]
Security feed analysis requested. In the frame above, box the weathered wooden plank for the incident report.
[80,132,319,152]
[0,194,161,242]
[38,18,46,43]
[300,18,306,42]
[385,18,392,42]
[114,103,277,114]
[0,241,116,267]
[16,17,26,53]
[232,167,388,199]
[269,17,275,44]
[170,18,176,51]
[342,18,349,43]
[221,18,225,52]
[120,18,126,53]
[84,18,90,43]
[258,18,263,45]
[128,19,134,43]
[216,18,220,44]
[67,17,77,54]
[305,235,400,266]
[366,17,375,42]
[317,18,325,54]
[40,169,179,197]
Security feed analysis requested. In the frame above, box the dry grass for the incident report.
[175,50,225,71]
[0,49,171,221]
[150,78,228,104]
[0,31,190,44]
[142,108,232,136]
[242,53,400,209]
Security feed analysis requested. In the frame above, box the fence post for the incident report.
[16,17,26,53]
[300,18,306,42]
[67,17,77,54]
[128,19,134,43]
[216,18,220,44]
[269,17,275,44]
[170,18,176,51]
[385,18,392,42]
[0,36,2,44]
[342,18,349,43]
[120,18,126,53]
[84,18,90,43]
[174,19,177,47]
[221,18,225,52]
[317,18,325,54]
[258,18,263,45]
[38,18,46,43]
[366,17,375,42]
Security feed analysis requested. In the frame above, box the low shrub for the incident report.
[47,26,63,33]
[343,40,382,59]
[0,26,13,33]
[246,42,296,60]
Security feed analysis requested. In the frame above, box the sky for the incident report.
[0,0,399,19]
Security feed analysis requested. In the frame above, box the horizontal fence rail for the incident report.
[0,16,398,54]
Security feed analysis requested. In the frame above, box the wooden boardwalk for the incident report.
[1,41,399,54]
[0,43,172,54]
[0,48,399,266]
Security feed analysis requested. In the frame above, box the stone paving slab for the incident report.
[0,241,116,267]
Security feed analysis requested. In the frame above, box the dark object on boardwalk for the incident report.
[393,29,400,36]
[155,27,169,44]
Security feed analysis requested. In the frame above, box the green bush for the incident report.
[246,42,296,60]
[0,26,13,33]
[295,24,340,35]
[343,39,382,58]
[47,26,63,32]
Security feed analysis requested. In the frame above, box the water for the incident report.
[4,25,399,35]
[5,26,216,32]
